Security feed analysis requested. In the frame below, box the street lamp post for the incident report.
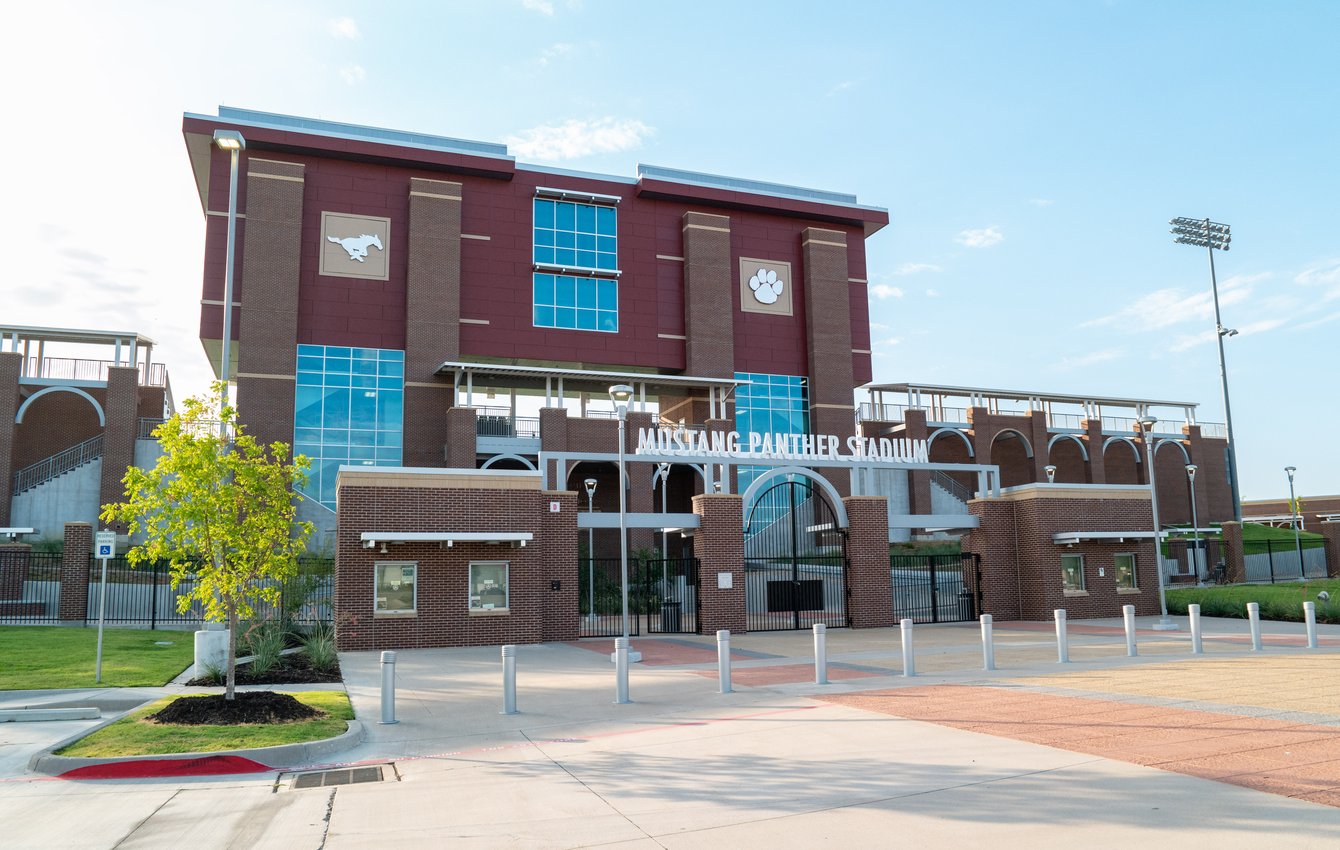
[1286,466,1304,577]
[1170,217,1240,521]
[584,478,597,623]
[1186,465,1201,582]
[656,461,670,598]
[1138,417,1177,630]
[1044,464,1057,485]
[609,384,639,662]
[213,129,245,431]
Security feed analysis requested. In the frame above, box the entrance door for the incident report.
[890,553,981,623]
[744,478,849,631]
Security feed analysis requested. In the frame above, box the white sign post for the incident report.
[94,530,116,683]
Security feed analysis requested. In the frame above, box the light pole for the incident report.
[1286,466,1304,577]
[1170,217,1240,521]
[1044,464,1057,485]
[213,129,245,432]
[1186,464,1201,582]
[656,462,671,601]
[1138,417,1177,630]
[584,478,597,623]
[610,384,639,662]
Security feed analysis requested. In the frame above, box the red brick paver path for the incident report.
[818,685,1340,807]
[691,663,883,687]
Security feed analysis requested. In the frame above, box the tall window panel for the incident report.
[734,372,810,494]
[533,198,617,271]
[294,344,404,510]
[533,273,619,333]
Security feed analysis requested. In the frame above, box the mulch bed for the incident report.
[149,691,320,726]
[186,652,342,687]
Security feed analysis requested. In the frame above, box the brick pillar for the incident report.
[802,227,854,498]
[1030,410,1050,482]
[541,490,579,642]
[0,351,20,525]
[843,497,893,628]
[965,498,1020,620]
[693,493,746,634]
[1083,419,1105,484]
[904,408,932,515]
[539,408,570,488]
[626,411,655,553]
[98,366,139,533]
[404,178,463,468]
[59,522,92,621]
[0,544,30,601]
[444,407,477,468]
[236,158,305,450]
[1221,520,1245,583]
[1318,522,1340,578]
[682,212,734,378]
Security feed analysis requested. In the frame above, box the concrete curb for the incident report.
[0,708,100,723]
[28,719,365,776]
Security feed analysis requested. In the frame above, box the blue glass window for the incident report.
[533,273,618,333]
[294,344,405,509]
[734,372,810,493]
[534,199,617,271]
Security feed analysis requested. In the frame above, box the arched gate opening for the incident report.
[743,477,849,631]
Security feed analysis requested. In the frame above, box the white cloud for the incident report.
[340,64,366,85]
[877,336,902,347]
[522,0,555,14]
[537,42,575,66]
[956,226,1003,248]
[1083,272,1270,332]
[1168,316,1288,353]
[868,321,890,331]
[1296,260,1340,301]
[869,284,904,299]
[893,262,941,276]
[925,288,940,297]
[505,117,652,161]
[1028,198,1055,207]
[1055,348,1123,370]
[328,17,359,39]
[1297,309,1340,330]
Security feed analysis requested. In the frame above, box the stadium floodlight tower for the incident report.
[1170,217,1240,521]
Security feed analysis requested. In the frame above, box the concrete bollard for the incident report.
[901,618,915,677]
[1247,602,1262,651]
[379,651,398,725]
[1304,601,1318,650]
[1123,605,1138,657]
[981,614,995,671]
[1055,608,1069,663]
[501,645,518,715]
[813,623,828,685]
[717,630,732,693]
[614,637,631,704]
[1189,603,1203,654]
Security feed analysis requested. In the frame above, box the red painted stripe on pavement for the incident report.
[58,754,272,780]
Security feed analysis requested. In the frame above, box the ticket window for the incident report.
[375,562,417,614]
[469,561,509,612]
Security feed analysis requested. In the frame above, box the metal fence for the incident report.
[0,551,63,625]
[1243,539,1328,583]
[577,557,701,637]
[890,553,981,624]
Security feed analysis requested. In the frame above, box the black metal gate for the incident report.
[578,557,700,637]
[890,553,981,624]
[744,478,849,631]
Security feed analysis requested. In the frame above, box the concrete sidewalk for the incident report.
[3,615,1340,848]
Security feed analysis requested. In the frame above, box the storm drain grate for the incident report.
[287,765,388,790]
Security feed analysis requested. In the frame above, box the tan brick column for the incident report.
[0,351,21,525]
[802,227,854,497]
[236,158,305,449]
[693,493,746,634]
[98,366,139,532]
[1221,520,1245,583]
[682,212,734,378]
[904,408,933,515]
[843,497,894,628]
[404,178,463,467]
[1084,418,1106,484]
[59,522,93,621]
[539,408,570,488]
[541,490,579,642]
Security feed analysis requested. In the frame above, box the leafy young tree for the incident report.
[101,384,312,699]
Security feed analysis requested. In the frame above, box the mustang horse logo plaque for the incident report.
[326,233,384,263]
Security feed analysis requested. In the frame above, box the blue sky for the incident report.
[4,1,1337,501]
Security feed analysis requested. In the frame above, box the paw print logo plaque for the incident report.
[739,257,793,316]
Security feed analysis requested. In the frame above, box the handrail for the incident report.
[137,418,167,439]
[22,357,169,387]
[12,434,104,495]
[931,470,974,504]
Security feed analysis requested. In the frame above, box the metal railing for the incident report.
[858,402,913,422]
[1047,412,1085,430]
[138,418,167,439]
[23,357,169,387]
[475,414,540,439]
[931,470,975,504]
[1199,422,1228,438]
[12,434,104,495]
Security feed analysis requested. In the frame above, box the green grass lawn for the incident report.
[1166,578,1340,624]
[57,690,353,757]
[0,627,195,690]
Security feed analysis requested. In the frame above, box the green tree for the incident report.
[101,384,312,699]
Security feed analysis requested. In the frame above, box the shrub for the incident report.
[302,624,339,673]
[246,620,287,675]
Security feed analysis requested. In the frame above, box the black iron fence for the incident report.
[744,555,849,631]
[890,553,981,624]
[577,557,700,637]
[1242,538,1328,584]
[0,551,63,625]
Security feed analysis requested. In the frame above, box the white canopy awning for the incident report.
[360,531,533,548]
[1053,531,1157,545]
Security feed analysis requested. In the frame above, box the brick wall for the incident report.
[1319,522,1340,578]
[802,227,854,497]
[1221,521,1245,583]
[843,496,894,628]
[682,212,734,379]
[98,367,140,534]
[334,476,577,650]
[12,390,105,471]
[693,493,747,633]
[59,522,92,620]
[0,352,22,525]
